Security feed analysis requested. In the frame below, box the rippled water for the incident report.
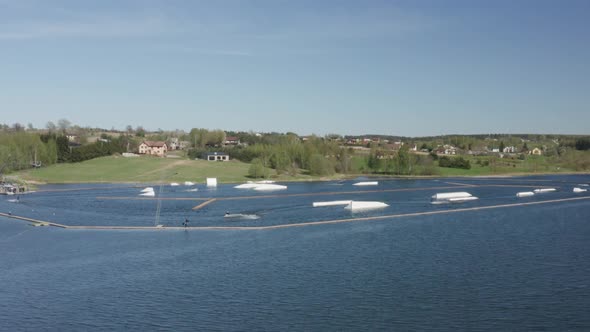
[1,175,590,330]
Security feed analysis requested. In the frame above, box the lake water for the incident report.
[1,175,590,330]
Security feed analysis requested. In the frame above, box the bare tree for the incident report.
[12,123,24,131]
[46,121,57,132]
[57,118,71,133]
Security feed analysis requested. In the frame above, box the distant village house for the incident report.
[138,141,168,157]
[224,136,240,146]
[202,152,229,161]
[503,146,517,153]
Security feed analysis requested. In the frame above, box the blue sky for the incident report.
[1,0,589,136]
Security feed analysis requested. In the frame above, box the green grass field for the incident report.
[13,155,343,184]
[15,156,256,184]
[11,154,581,185]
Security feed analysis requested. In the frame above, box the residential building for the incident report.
[224,136,240,145]
[169,138,179,150]
[138,141,168,157]
[202,152,229,161]
[503,146,517,153]
[436,144,457,155]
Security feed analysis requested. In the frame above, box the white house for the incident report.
[202,152,229,161]
[503,146,517,153]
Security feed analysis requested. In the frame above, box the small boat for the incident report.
[573,187,588,193]
[184,181,195,186]
[516,191,535,198]
[170,182,180,186]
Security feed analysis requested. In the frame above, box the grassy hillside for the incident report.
[13,155,341,184]
[15,156,256,184]
[434,155,579,176]
[11,154,584,185]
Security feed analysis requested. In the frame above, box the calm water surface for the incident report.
[1,175,590,330]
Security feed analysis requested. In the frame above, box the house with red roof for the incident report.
[138,141,168,157]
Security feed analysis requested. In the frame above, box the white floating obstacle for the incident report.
[313,200,353,207]
[234,181,277,189]
[256,180,275,184]
[353,181,378,186]
[224,213,261,220]
[140,187,154,193]
[516,191,535,198]
[206,178,217,187]
[431,192,472,200]
[573,187,588,193]
[234,183,261,189]
[447,196,479,202]
[344,201,389,211]
[431,192,478,203]
[533,188,556,193]
[184,181,195,186]
[252,184,287,191]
